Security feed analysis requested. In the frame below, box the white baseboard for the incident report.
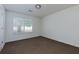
[0,46,3,52]
[0,43,5,52]
[42,35,79,48]
[6,35,41,43]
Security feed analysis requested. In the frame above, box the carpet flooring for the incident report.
[1,36,79,54]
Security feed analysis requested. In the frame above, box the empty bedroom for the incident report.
[0,4,79,54]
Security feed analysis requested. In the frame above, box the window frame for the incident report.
[13,17,33,34]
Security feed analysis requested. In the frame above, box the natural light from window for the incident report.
[13,17,32,33]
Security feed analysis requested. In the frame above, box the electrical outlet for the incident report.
[1,41,3,44]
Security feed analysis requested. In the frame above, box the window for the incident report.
[13,17,32,33]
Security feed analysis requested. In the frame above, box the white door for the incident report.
[0,5,5,51]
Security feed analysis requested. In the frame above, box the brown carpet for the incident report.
[1,36,79,54]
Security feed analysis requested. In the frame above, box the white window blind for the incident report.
[13,17,32,33]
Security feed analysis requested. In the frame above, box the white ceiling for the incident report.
[3,4,77,18]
